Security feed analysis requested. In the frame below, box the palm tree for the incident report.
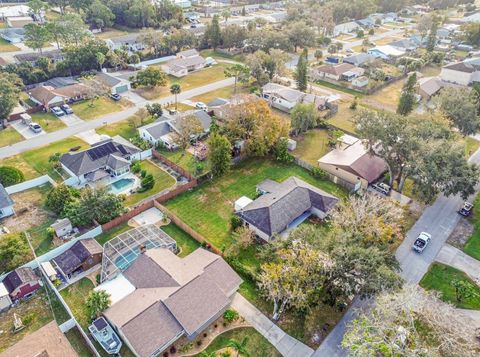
[86,290,111,320]
[226,336,250,357]
[170,83,181,110]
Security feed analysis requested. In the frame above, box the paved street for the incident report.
[0,77,235,159]
[314,148,480,356]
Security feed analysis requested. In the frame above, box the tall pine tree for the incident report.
[296,48,308,92]
[397,72,417,116]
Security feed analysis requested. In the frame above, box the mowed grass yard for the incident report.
[420,262,480,310]
[190,84,249,104]
[327,101,360,133]
[0,37,19,52]
[31,112,66,133]
[164,158,346,250]
[0,126,24,146]
[157,149,202,176]
[464,194,480,260]
[293,129,331,165]
[135,63,230,100]
[96,114,156,140]
[123,160,176,207]
[72,97,133,121]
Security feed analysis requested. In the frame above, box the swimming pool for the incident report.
[109,178,135,194]
[114,241,158,270]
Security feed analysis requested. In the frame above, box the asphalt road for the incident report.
[0,77,235,159]
[314,148,480,357]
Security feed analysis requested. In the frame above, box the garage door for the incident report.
[115,85,129,94]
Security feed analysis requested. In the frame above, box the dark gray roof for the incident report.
[45,77,78,88]
[0,184,13,209]
[237,177,339,237]
[172,110,212,132]
[124,254,179,289]
[109,33,142,45]
[94,72,122,88]
[60,139,140,176]
[343,53,375,66]
[53,239,101,275]
[144,121,172,140]
[207,98,229,107]
[14,49,63,63]
[389,39,417,49]
[2,267,38,293]
[443,62,479,73]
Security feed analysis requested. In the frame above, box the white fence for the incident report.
[5,175,55,194]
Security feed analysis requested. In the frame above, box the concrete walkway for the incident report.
[231,293,314,357]
[436,244,480,281]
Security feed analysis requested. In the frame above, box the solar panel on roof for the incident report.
[93,317,108,330]
[118,145,127,155]
[87,142,118,161]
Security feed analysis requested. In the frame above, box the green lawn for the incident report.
[0,126,24,146]
[60,278,95,329]
[97,115,155,140]
[96,221,131,246]
[31,112,67,133]
[465,137,480,157]
[0,38,20,52]
[162,222,201,257]
[293,129,331,165]
[19,137,88,181]
[195,327,280,357]
[164,158,346,250]
[72,97,132,121]
[29,218,56,256]
[190,84,248,104]
[123,160,176,207]
[314,80,364,97]
[327,102,359,134]
[199,49,246,63]
[65,328,95,357]
[135,63,230,100]
[419,262,480,310]
[157,149,202,176]
[464,194,480,260]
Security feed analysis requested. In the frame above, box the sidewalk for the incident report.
[436,244,480,281]
[231,293,314,357]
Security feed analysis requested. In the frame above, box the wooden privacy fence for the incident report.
[101,200,155,231]
[152,150,195,181]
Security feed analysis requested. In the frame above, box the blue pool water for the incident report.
[109,178,135,194]
[114,241,158,270]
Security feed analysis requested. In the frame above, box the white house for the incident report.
[367,45,406,60]
[0,283,12,311]
[440,59,480,86]
[51,218,73,238]
[0,184,14,219]
[92,72,131,95]
[352,76,369,88]
[161,49,208,78]
[333,21,360,37]
[105,34,145,53]
[312,63,364,81]
[138,117,178,149]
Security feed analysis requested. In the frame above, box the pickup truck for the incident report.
[413,232,431,253]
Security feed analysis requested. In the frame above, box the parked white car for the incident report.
[413,232,431,253]
[29,122,42,133]
[195,102,207,111]
[51,106,65,117]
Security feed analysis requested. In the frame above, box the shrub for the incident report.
[196,340,202,346]
[310,167,326,179]
[22,312,36,326]
[131,161,141,173]
[231,215,242,231]
[223,309,239,323]
[163,352,169,357]
[203,332,207,338]
[140,174,155,191]
[221,352,232,357]
[169,345,177,354]
[96,274,101,284]
[0,166,25,186]
[140,170,147,178]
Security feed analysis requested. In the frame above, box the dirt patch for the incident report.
[447,218,474,249]
[3,186,55,233]
[198,193,209,203]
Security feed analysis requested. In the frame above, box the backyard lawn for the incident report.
[65,327,95,357]
[157,149,202,176]
[195,327,280,357]
[135,63,230,100]
[96,221,131,246]
[31,112,66,133]
[327,101,359,133]
[0,38,19,52]
[419,262,480,310]
[162,222,201,257]
[0,126,24,146]
[72,97,132,121]
[293,129,331,165]
[164,158,346,250]
[60,278,95,329]
[123,160,176,207]
[190,84,248,104]
[199,49,246,63]
[20,137,88,181]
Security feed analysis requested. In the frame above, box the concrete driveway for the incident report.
[60,114,84,127]
[10,120,46,139]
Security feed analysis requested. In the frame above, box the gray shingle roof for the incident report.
[171,110,212,132]
[124,254,179,289]
[145,121,172,140]
[94,72,122,87]
[0,184,13,209]
[237,177,338,237]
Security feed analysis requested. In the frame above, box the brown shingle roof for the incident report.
[317,63,355,76]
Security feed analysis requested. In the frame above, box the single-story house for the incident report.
[14,49,63,63]
[0,282,12,311]
[436,27,451,39]
[92,72,131,95]
[262,83,336,113]
[2,267,41,301]
[207,97,229,109]
[162,49,207,77]
[51,218,73,238]
[333,21,360,37]
[0,184,14,219]
[367,45,406,60]
[28,83,90,109]
[53,239,102,279]
[312,63,364,81]
[440,59,480,86]
[356,17,375,29]
[388,39,418,52]
[343,53,375,67]
[352,76,369,88]
[6,16,34,28]
[0,28,25,43]
[170,110,212,139]
[235,176,339,241]
[417,76,461,100]
[105,33,145,53]
[318,134,387,190]
[410,34,427,47]
[100,248,242,357]
[60,138,142,187]
[0,321,77,357]
[0,5,31,19]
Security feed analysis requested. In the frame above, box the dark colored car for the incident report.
[459,202,473,217]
